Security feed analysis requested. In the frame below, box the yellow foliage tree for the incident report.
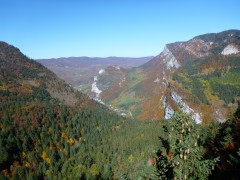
[41,151,51,164]
[90,164,99,177]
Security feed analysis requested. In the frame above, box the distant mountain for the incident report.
[91,30,240,123]
[37,56,153,88]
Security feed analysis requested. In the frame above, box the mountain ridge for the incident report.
[91,30,240,122]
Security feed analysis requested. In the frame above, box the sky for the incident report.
[1,0,240,59]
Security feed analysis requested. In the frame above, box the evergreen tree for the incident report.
[156,111,219,179]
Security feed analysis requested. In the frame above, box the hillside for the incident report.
[90,30,240,123]
[37,56,153,88]
[0,42,162,179]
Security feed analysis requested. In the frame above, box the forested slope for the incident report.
[0,41,161,179]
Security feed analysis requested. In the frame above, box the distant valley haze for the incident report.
[37,56,153,87]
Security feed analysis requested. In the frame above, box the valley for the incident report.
[1,30,240,179]
[1,0,240,178]
[78,30,240,123]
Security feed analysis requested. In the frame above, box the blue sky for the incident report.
[1,0,240,59]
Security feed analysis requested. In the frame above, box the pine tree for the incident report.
[156,111,219,179]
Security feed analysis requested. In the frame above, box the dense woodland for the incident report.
[173,55,240,106]
[1,82,240,179]
[1,41,240,179]
[0,42,162,179]
[0,84,161,179]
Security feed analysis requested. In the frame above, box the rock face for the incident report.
[221,44,240,55]
[84,30,240,123]
[165,90,202,124]
[161,46,181,69]
[163,96,174,119]
[91,70,106,104]
[91,76,102,98]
